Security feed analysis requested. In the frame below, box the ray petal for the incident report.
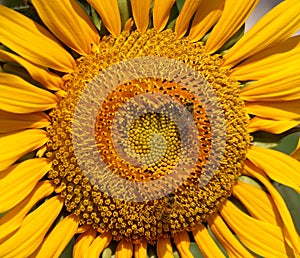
[233,180,282,225]
[73,228,96,258]
[205,0,258,53]
[208,214,255,258]
[175,0,201,38]
[134,239,147,258]
[87,0,121,37]
[248,117,299,134]
[0,73,58,114]
[0,5,75,72]
[189,0,225,42]
[0,158,51,213]
[0,50,63,91]
[35,214,79,258]
[115,239,133,258]
[130,0,152,33]
[153,0,176,32]
[245,100,300,120]
[156,237,174,258]
[0,110,50,133]
[220,200,294,258]
[32,0,99,55]
[0,129,48,171]
[240,68,300,101]
[240,70,300,101]
[85,232,112,257]
[222,0,300,69]
[0,181,54,243]
[247,146,300,193]
[173,231,194,258]
[230,36,300,80]
[0,196,63,258]
[192,224,225,258]
[244,160,300,254]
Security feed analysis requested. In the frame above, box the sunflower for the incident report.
[0,0,300,257]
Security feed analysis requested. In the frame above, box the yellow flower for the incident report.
[0,0,300,257]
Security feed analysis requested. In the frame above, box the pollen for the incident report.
[46,29,251,243]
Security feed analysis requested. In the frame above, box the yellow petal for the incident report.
[246,100,300,120]
[0,110,50,133]
[247,146,300,193]
[153,0,176,32]
[220,200,294,258]
[0,129,48,171]
[0,5,75,73]
[130,0,152,33]
[233,180,282,225]
[0,50,63,91]
[86,232,112,257]
[175,0,201,38]
[134,239,147,258]
[240,68,300,102]
[244,160,300,255]
[173,231,194,258]
[0,196,63,258]
[156,237,174,258]
[189,0,224,42]
[230,36,300,81]
[116,239,133,258]
[222,0,300,69]
[87,0,121,37]
[32,0,99,55]
[248,117,299,134]
[35,214,79,258]
[0,180,54,242]
[73,228,96,258]
[193,225,225,258]
[0,73,58,114]
[0,158,51,213]
[208,214,255,258]
[205,0,258,53]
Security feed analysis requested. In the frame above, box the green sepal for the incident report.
[238,175,263,189]
[176,0,185,12]
[91,7,102,31]
[118,0,132,29]
[252,128,300,150]
[217,24,245,55]
[190,242,204,258]
[76,0,91,15]
[147,244,157,258]
[60,237,75,258]
[273,182,300,233]
[166,4,180,30]
[207,226,228,257]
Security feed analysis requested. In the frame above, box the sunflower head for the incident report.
[0,0,299,257]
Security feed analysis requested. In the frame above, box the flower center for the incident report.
[46,29,251,243]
